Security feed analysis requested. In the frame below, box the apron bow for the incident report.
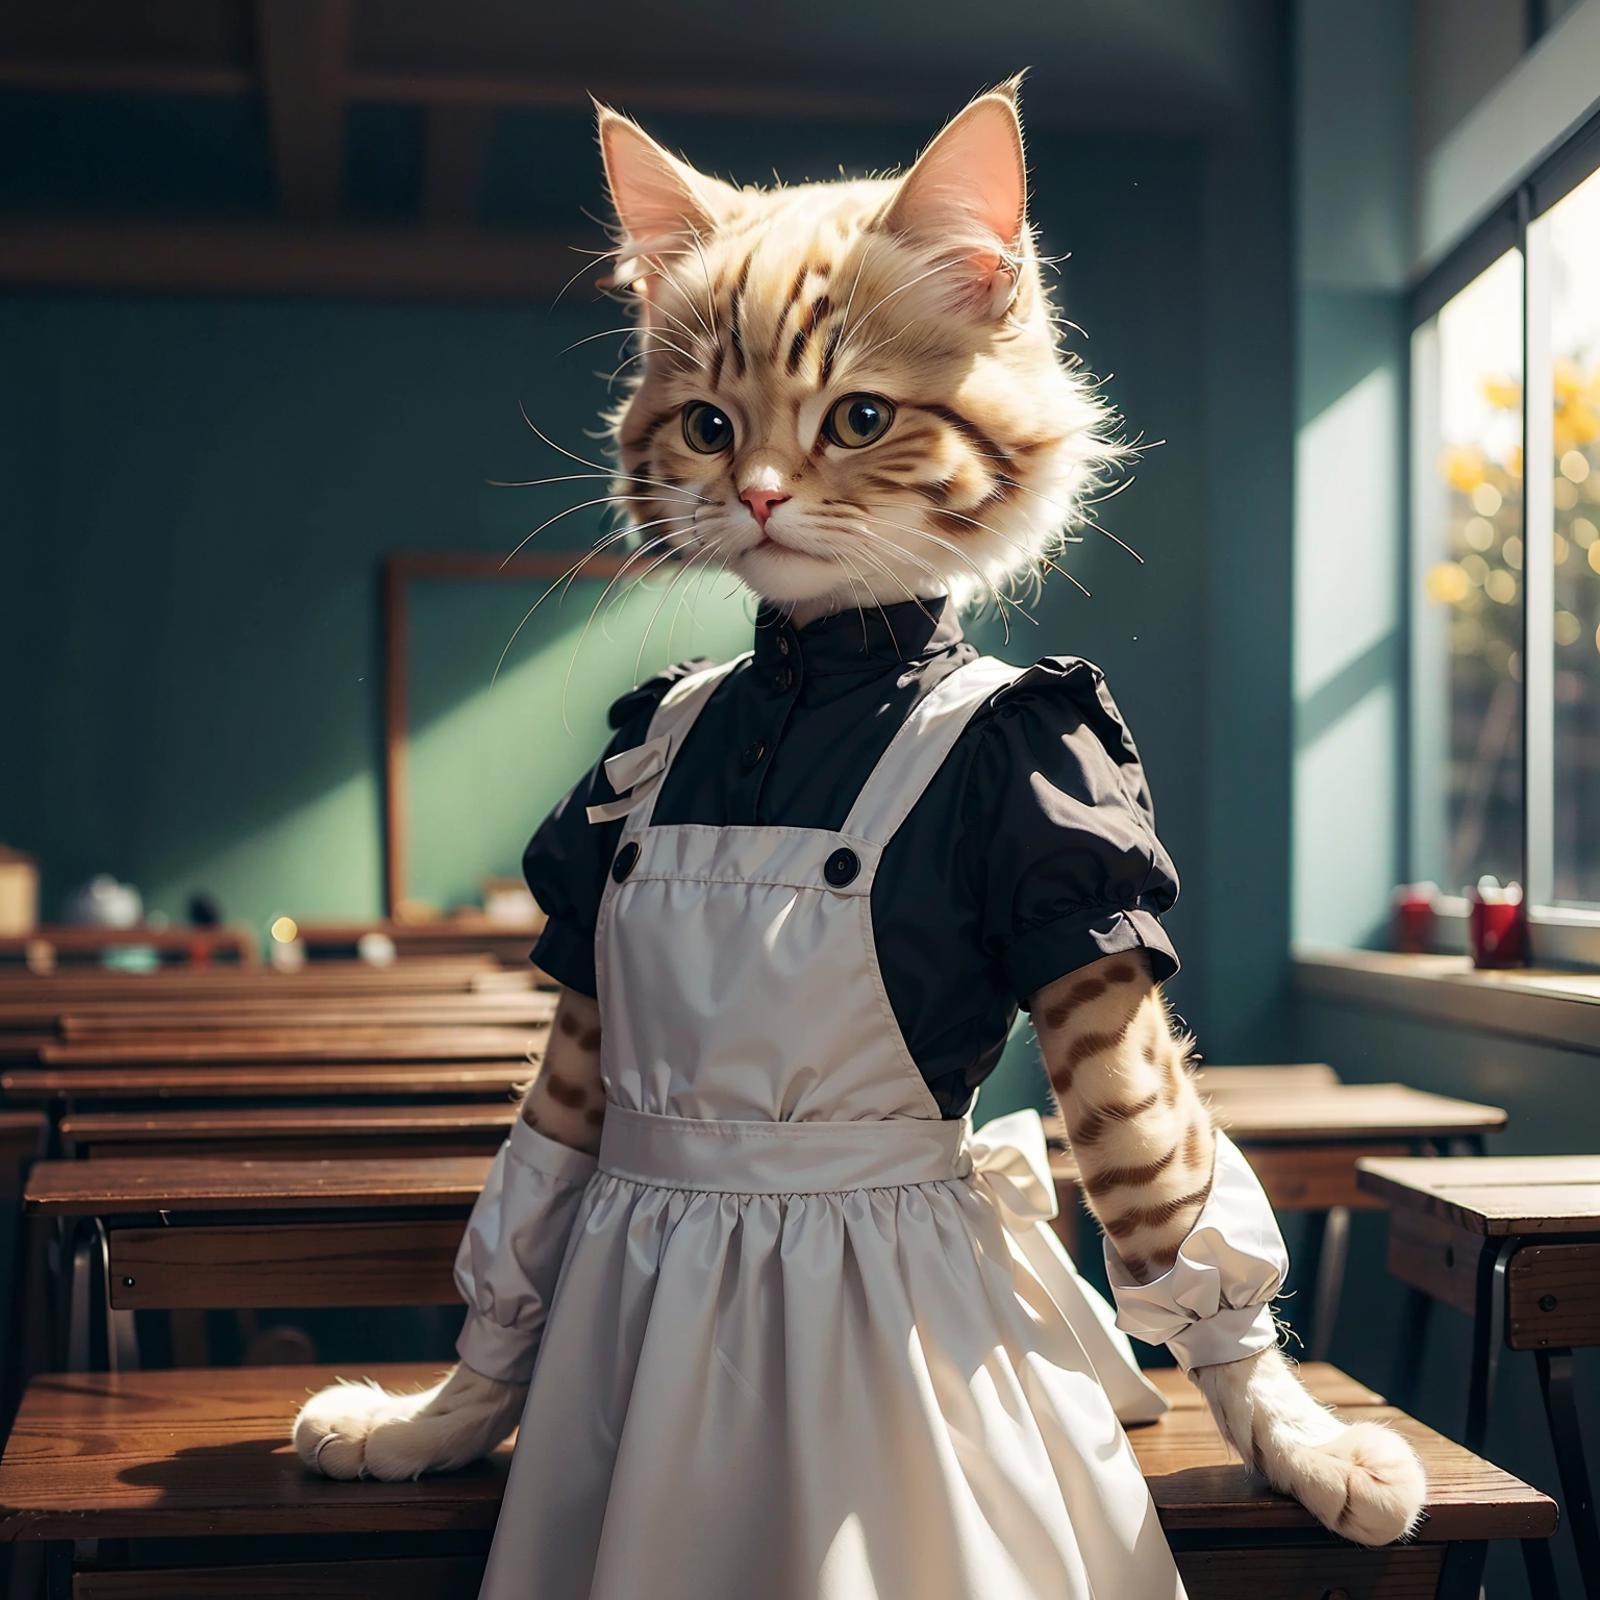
[966,1109,1060,1224]
[586,735,672,825]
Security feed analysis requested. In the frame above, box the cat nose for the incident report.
[740,488,792,528]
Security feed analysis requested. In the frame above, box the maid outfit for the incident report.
[455,599,1287,1599]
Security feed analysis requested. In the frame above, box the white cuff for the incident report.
[454,1117,598,1384]
[1103,1131,1288,1373]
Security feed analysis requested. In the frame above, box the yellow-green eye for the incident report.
[823,393,894,449]
[682,401,734,453]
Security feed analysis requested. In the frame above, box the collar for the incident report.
[752,596,964,678]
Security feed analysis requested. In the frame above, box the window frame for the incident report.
[1406,104,1600,968]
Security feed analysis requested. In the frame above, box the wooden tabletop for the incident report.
[35,1026,543,1067]
[0,926,259,963]
[24,1155,495,1215]
[55,994,557,1035]
[59,1103,517,1146]
[1358,1154,1600,1234]
[0,957,507,998]
[1047,1085,1504,1172]
[0,1361,1555,1544]
[2,1061,528,1102]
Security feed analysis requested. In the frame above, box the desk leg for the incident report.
[1393,1287,1434,1410]
[1465,1237,1515,1453]
[1437,1538,1487,1600]
[1537,1347,1600,1599]
[1310,1205,1349,1362]
[1521,1534,1560,1600]
[1297,1209,1328,1353]
[63,1222,96,1373]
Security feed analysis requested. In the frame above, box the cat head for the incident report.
[595,79,1123,615]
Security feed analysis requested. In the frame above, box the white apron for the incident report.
[476,655,1187,1600]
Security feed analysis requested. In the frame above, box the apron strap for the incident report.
[840,656,1023,849]
[590,653,751,833]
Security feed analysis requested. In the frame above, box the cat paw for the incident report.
[1193,1346,1426,1547]
[1274,1420,1427,1547]
[293,1364,527,1481]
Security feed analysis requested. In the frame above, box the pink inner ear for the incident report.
[894,99,1026,256]
[602,120,709,249]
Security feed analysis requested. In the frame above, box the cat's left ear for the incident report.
[880,78,1028,317]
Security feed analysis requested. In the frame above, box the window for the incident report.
[1544,167,1600,905]
[1409,123,1600,957]
[1412,250,1524,894]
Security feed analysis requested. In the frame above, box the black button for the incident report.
[611,841,640,883]
[772,666,794,692]
[742,739,766,770]
[824,847,860,888]
[777,634,792,657]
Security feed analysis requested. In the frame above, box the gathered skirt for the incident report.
[477,1152,1185,1600]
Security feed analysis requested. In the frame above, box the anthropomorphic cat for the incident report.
[294,81,1425,1598]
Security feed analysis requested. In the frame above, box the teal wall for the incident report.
[0,80,1297,1085]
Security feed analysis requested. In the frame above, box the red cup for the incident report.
[1468,879,1526,969]
[1392,883,1438,954]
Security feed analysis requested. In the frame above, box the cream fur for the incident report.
[1196,1348,1427,1547]
[292,1365,525,1481]
[593,78,1126,616]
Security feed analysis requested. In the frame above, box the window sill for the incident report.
[1292,946,1600,1056]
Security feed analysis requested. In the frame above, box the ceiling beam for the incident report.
[254,0,351,222]
[420,105,491,226]
[0,221,594,302]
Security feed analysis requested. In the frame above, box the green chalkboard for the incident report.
[404,562,754,914]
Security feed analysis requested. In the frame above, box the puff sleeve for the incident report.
[454,1116,599,1383]
[522,660,709,996]
[965,657,1180,1006]
[1102,1131,1288,1371]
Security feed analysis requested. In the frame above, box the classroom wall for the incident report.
[1292,6,1599,1592]
[0,26,1296,1091]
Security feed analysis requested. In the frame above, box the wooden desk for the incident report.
[24,1153,496,1371]
[2,1060,529,1107]
[298,918,545,968]
[1049,1082,1507,1358]
[0,1363,1554,1598]
[0,925,259,970]
[54,991,556,1037]
[58,1103,516,1159]
[33,1025,543,1067]
[1359,1154,1600,1595]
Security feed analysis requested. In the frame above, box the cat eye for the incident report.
[682,401,734,454]
[822,393,895,450]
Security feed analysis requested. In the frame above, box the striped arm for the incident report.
[1032,952,1215,1283]
[520,988,606,1154]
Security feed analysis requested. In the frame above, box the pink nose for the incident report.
[740,488,791,528]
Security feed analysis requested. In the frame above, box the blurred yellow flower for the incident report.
[1482,375,1521,410]
[1439,445,1486,493]
[1485,569,1518,604]
[1426,561,1471,604]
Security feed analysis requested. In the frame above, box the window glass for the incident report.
[1412,249,1525,894]
[1547,167,1600,905]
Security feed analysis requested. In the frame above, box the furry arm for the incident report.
[1031,953,1426,1546]
[294,988,604,1480]
[454,988,606,1381]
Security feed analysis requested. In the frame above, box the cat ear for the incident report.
[881,80,1029,316]
[595,102,736,270]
